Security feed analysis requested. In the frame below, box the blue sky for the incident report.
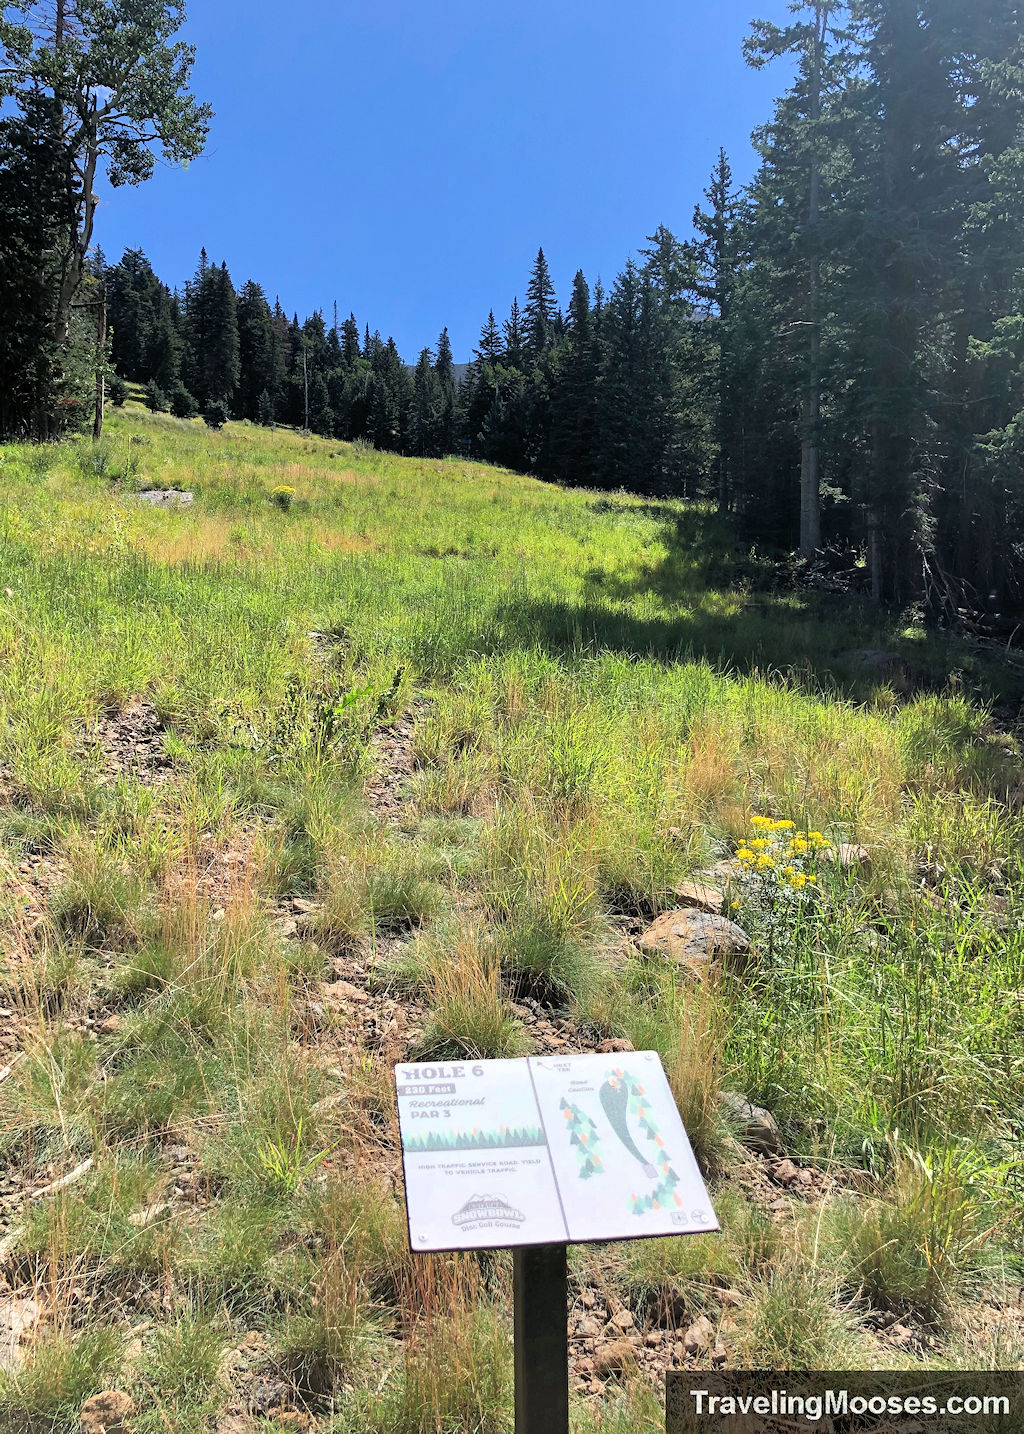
[95,0,795,361]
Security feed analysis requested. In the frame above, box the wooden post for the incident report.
[513,1244,569,1434]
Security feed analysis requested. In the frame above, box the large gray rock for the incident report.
[718,1091,783,1154]
[138,489,193,506]
[639,908,749,972]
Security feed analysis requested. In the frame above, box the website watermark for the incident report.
[666,1372,1024,1433]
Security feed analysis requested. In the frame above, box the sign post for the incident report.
[513,1243,569,1434]
[394,1052,718,1432]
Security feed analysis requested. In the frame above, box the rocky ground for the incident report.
[2,700,1021,1427]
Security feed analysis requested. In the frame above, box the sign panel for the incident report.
[395,1051,718,1251]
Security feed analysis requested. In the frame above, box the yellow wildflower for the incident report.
[750,815,774,830]
[773,820,796,831]
[756,854,775,870]
[736,847,755,863]
[749,838,770,851]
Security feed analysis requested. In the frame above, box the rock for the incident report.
[0,1296,40,1373]
[684,1315,716,1355]
[674,880,725,916]
[80,1391,135,1434]
[322,980,368,1006]
[578,1317,602,1339]
[128,1201,171,1228]
[137,489,193,507]
[595,1038,634,1054]
[853,649,906,678]
[718,1091,783,1154]
[639,910,749,972]
[96,1015,120,1035]
[837,842,872,871]
[716,1289,744,1309]
[608,1307,634,1333]
[593,1339,636,1377]
[771,1158,800,1186]
[581,1290,596,1310]
[712,1340,728,1366]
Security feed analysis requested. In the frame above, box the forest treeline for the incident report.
[4,2,1024,614]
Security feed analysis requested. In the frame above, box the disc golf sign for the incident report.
[395,1052,718,1432]
[394,1051,718,1251]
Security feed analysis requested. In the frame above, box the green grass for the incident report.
[0,404,1020,1427]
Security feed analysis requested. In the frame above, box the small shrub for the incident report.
[108,374,128,407]
[271,483,296,510]
[142,1308,226,1407]
[741,1258,860,1368]
[144,378,166,412]
[274,1250,364,1399]
[204,397,229,429]
[0,1326,124,1427]
[50,840,150,949]
[825,1148,995,1320]
[413,923,528,1061]
[170,383,199,419]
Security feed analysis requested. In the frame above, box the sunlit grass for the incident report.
[0,403,1020,1425]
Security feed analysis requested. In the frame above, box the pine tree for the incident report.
[434,327,457,454]
[503,299,525,369]
[237,280,280,421]
[690,151,745,511]
[0,85,76,436]
[340,314,361,369]
[524,248,558,356]
[549,270,599,486]
[411,347,442,456]
[308,370,334,436]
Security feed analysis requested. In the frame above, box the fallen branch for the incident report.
[28,1157,94,1201]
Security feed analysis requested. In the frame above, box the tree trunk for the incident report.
[799,4,827,559]
[92,285,107,440]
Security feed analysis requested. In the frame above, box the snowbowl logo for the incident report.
[451,1193,525,1231]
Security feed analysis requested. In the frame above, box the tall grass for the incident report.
[0,406,1020,1428]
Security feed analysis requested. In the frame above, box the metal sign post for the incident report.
[393,1052,719,1433]
[513,1244,569,1434]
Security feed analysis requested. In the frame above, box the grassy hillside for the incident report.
[0,406,1021,1430]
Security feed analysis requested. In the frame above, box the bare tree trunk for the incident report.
[92,285,106,440]
[868,503,882,605]
[799,4,827,559]
[54,106,98,347]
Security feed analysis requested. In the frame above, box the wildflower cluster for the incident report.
[736,815,831,889]
[271,484,296,510]
[732,816,832,944]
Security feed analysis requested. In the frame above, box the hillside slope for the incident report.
[0,408,1021,1427]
